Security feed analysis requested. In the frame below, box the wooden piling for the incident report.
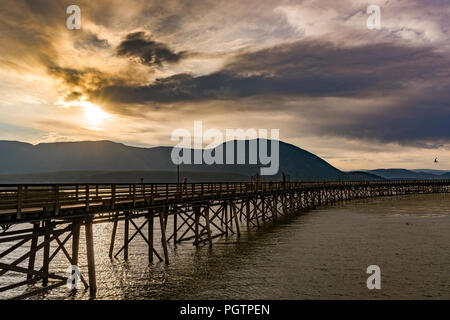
[204,206,213,247]
[109,213,118,259]
[27,223,39,280]
[232,202,240,236]
[159,208,169,264]
[148,209,154,263]
[224,203,229,236]
[194,206,200,243]
[173,206,178,245]
[72,220,81,266]
[255,199,260,228]
[245,200,250,228]
[85,217,97,294]
[42,221,51,286]
[124,211,129,261]
[261,196,266,221]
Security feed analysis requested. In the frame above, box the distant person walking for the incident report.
[183,177,188,195]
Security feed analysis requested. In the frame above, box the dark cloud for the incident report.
[95,40,449,103]
[89,39,450,146]
[317,91,450,148]
[116,31,187,66]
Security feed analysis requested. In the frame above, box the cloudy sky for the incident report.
[0,0,449,170]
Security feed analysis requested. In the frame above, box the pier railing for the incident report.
[1,180,449,220]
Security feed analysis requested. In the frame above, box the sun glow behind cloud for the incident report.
[58,99,113,129]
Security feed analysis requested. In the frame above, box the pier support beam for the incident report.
[109,213,118,259]
[148,209,154,263]
[85,217,97,295]
[232,202,240,237]
[224,203,229,236]
[245,200,250,228]
[173,206,178,245]
[124,211,129,261]
[204,206,213,247]
[42,221,51,286]
[27,223,39,280]
[72,219,81,267]
[159,208,169,264]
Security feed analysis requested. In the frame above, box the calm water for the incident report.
[1,193,449,299]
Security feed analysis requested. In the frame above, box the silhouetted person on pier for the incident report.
[183,177,188,194]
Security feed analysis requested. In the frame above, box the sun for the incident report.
[59,99,113,127]
[83,102,112,126]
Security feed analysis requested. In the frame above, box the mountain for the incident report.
[366,169,440,180]
[346,171,385,181]
[2,140,447,183]
[439,172,450,179]
[0,139,346,182]
[413,169,449,175]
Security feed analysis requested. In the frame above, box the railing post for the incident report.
[54,185,60,215]
[111,184,116,209]
[151,184,154,205]
[17,185,22,219]
[85,184,90,212]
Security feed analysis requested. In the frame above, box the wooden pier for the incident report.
[1,180,449,299]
